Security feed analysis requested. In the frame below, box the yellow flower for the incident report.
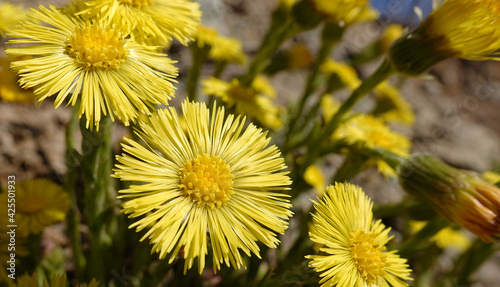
[336,114,411,177]
[194,25,247,65]
[321,59,361,91]
[373,81,415,126]
[311,0,377,25]
[389,0,500,75]
[193,25,219,48]
[113,101,292,273]
[399,154,500,242]
[409,221,471,252]
[307,183,413,287]
[0,2,27,37]
[320,95,342,123]
[6,5,177,130]
[76,0,201,45]
[379,24,404,53]
[209,36,247,65]
[304,165,326,196]
[285,44,313,70]
[0,57,36,103]
[0,179,70,237]
[202,76,282,129]
[482,171,500,185]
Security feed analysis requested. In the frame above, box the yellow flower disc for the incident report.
[179,154,235,209]
[350,230,388,284]
[66,24,128,70]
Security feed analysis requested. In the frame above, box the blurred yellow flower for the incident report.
[0,57,36,103]
[0,179,70,237]
[379,24,404,53]
[320,95,342,123]
[114,101,292,273]
[285,44,313,70]
[336,114,411,177]
[389,0,500,75]
[194,26,247,65]
[321,59,361,90]
[311,0,377,25]
[0,2,26,37]
[77,0,201,45]
[304,165,326,195]
[410,221,471,251]
[373,81,415,126]
[6,5,178,130]
[307,183,412,287]
[202,76,282,129]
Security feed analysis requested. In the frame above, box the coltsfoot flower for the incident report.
[114,101,292,273]
[77,0,201,45]
[336,114,411,178]
[399,154,500,242]
[0,2,27,37]
[202,76,282,129]
[0,179,70,237]
[307,182,413,287]
[6,5,178,129]
[389,0,500,75]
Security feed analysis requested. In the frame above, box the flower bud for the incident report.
[398,154,500,242]
[388,0,500,76]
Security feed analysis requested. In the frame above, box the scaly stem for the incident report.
[80,116,113,282]
[64,104,86,279]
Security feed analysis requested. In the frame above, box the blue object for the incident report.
[370,0,435,28]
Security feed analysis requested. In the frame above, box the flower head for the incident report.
[399,154,500,242]
[389,0,500,75]
[307,182,413,287]
[0,179,70,237]
[373,81,415,126]
[202,76,282,129]
[6,5,178,129]
[336,114,411,177]
[0,2,27,37]
[76,0,201,45]
[0,56,36,103]
[194,26,247,65]
[321,59,361,91]
[311,0,375,24]
[113,101,292,273]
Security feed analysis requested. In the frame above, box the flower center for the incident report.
[349,230,388,284]
[228,83,256,102]
[178,154,234,209]
[65,24,128,70]
[119,0,154,8]
[18,196,46,214]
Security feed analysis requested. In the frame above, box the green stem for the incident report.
[80,116,113,282]
[319,59,395,145]
[441,239,499,286]
[240,17,295,86]
[187,45,210,101]
[300,59,395,170]
[397,216,449,258]
[331,155,369,183]
[213,61,227,79]
[285,23,343,153]
[64,104,86,279]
